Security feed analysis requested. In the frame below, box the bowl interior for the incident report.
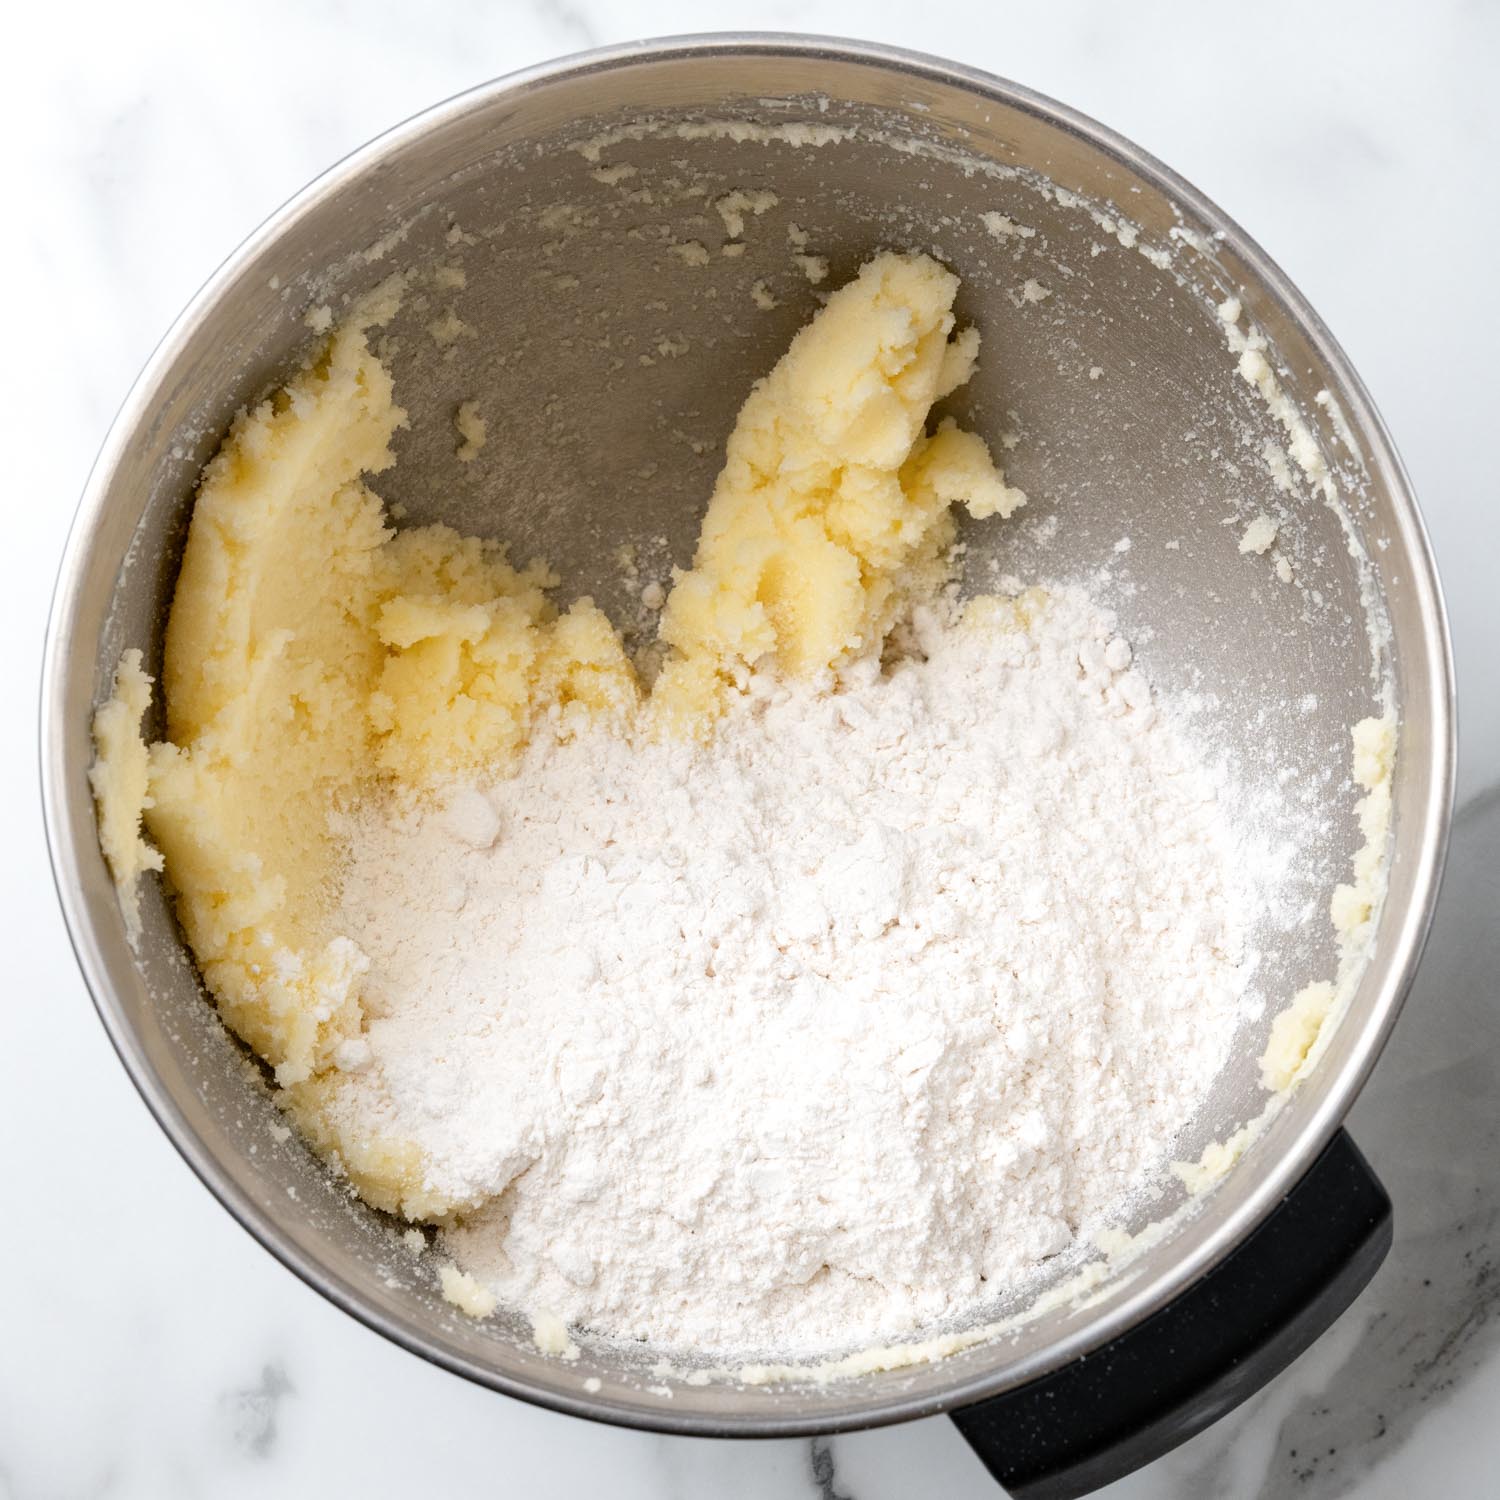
[53,41,1448,1432]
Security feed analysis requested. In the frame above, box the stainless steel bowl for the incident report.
[41,30,1453,1484]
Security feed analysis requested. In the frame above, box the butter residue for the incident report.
[715,187,777,238]
[88,649,164,936]
[1315,388,1360,454]
[1261,981,1336,1092]
[1217,297,1334,503]
[1239,514,1278,555]
[793,253,829,284]
[531,1309,581,1360]
[1173,1118,1260,1196]
[453,400,487,463]
[980,210,1035,241]
[439,1262,497,1318]
[427,308,475,348]
[1163,293,1399,1195]
[1175,709,1396,1190]
[573,119,851,164]
[1261,711,1396,1086]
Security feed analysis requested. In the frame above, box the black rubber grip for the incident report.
[951,1129,1390,1499]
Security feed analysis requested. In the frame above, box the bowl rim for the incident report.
[40,30,1457,1437]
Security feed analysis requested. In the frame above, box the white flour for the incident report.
[327,585,1251,1354]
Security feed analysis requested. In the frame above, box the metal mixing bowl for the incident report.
[41,31,1453,1485]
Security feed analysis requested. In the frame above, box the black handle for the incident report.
[951,1129,1391,1500]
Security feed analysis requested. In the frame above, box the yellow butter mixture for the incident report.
[90,251,1019,1217]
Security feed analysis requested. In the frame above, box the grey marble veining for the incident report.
[222,1364,295,1460]
[4,2,1496,1497]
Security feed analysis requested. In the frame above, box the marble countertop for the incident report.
[6,1,1497,1495]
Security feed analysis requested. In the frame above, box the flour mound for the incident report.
[327,586,1248,1354]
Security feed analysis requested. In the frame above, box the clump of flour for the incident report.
[327,585,1252,1355]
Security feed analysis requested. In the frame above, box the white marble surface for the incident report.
[5,1,1497,1495]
